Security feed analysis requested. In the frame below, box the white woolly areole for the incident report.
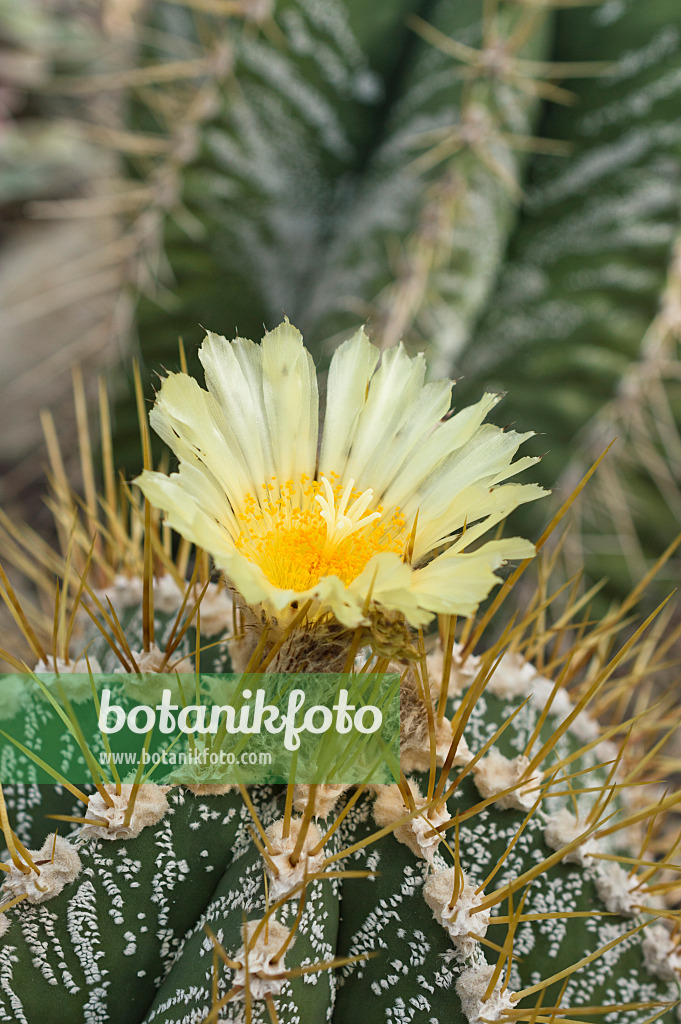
[642,924,681,981]
[3,835,81,905]
[426,641,480,697]
[456,963,518,1024]
[153,574,185,614]
[423,868,490,958]
[401,802,449,862]
[113,641,192,674]
[34,655,102,675]
[0,915,9,937]
[233,919,294,999]
[265,817,325,901]
[566,707,601,744]
[525,675,574,720]
[543,808,600,867]
[193,582,233,637]
[594,861,637,916]
[293,784,351,819]
[485,651,605,748]
[94,573,144,611]
[401,716,472,774]
[594,738,618,764]
[486,650,537,699]
[473,751,542,811]
[33,656,103,704]
[373,780,449,862]
[80,783,169,841]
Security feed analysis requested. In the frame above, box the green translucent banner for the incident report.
[0,672,401,785]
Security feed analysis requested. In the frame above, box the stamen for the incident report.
[234,472,406,592]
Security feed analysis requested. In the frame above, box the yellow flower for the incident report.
[136,320,546,629]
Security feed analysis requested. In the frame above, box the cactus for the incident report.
[0,322,680,1024]
[0,0,99,207]
[0,1,140,510]
[453,0,681,597]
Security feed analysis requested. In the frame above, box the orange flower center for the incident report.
[235,473,406,591]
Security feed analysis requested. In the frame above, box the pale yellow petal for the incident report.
[136,469,239,557]
[149,372,252,514]
[137,469,293,608]
[349,552,433,628]
[319,326,379,477]
[321,330,453,502]
[396,424,535,527]
[491,454,541,484]
[381,392,503,509]
[261,319,318,485]
[414,482,548,561]
[199,332,274,489]
[342,344,429,490]
[367,379,453,505]
[301,575,366,628]
[410,537,535,616]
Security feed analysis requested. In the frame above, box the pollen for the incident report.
[234,474,407,591]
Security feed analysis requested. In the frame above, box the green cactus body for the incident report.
[454,0,681,594]
[0,624,678,1023]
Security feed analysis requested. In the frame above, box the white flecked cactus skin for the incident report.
[1,488,680,1024]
